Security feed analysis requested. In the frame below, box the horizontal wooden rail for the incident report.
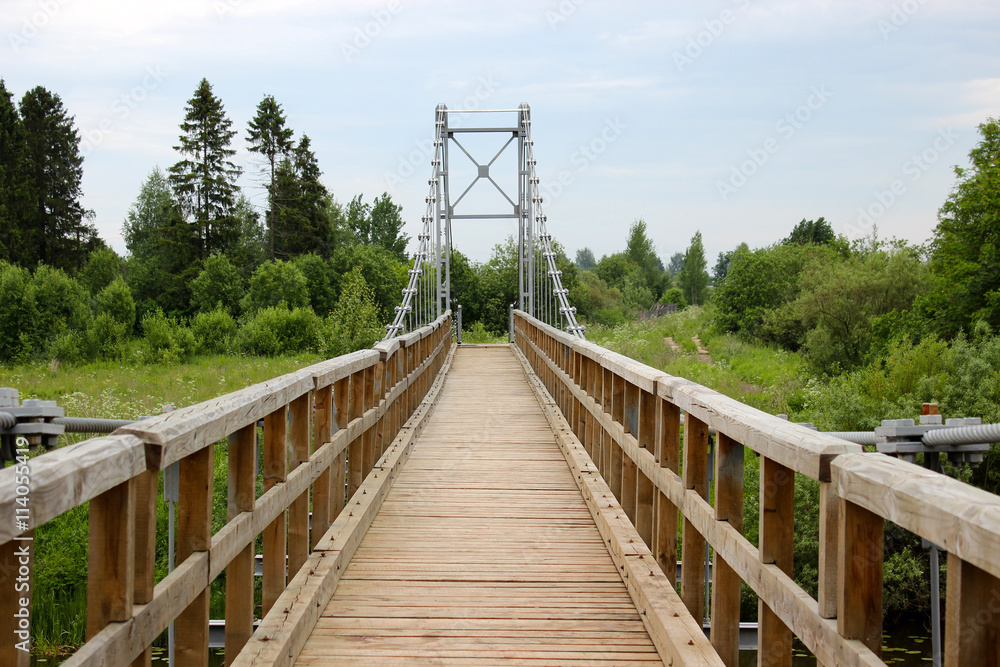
[512,311,998,667]
[0,312,452,667]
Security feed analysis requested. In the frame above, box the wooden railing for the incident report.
[513,311,1000,667]
[0,312,451,667]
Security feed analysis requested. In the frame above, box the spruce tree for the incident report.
[169,79,242,258]
[19,86,95,270]
[0,80,29,264]
[271,135,336,258]
[247,94,294,260]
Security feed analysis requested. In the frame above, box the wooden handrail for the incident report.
[0,312,452,667]
[513,310,1000,667]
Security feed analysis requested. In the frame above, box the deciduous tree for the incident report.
[677,231,709,306]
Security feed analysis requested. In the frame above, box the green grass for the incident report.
[587,306,806,415]
[2,352,323,656]
[0,353,323,446]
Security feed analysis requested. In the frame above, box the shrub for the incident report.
[190,254,245,316]
[659,286,687,309]
[233,305,323,356]
[87,312,129,360]
[241,260,309,314]
[79,248,122,295]
[96,278,136,331]
[291,253,336,315]
[141,310,196,364]
[0,262,38,361]
[327,267,383,357]
[192,307,238,354]
[32,265,91,353]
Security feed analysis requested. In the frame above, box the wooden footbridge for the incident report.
[3,311,1000,667]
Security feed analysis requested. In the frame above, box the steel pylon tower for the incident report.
[384,104,583,339]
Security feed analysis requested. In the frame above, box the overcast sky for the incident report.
[3,0,998,265]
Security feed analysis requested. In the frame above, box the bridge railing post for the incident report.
[225,423,256,664]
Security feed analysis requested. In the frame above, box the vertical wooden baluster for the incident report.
[362,365,377,475]
[575,353,586,440]
[332,377,350,521]
[348,369,365,500]
[602,368,613,480]
[655,398,681,579]
[375,358,388,459]
[262,406,287,616]
[588,357,601,471]
[176,445,213,666]
[681,413,709,621]
[836,496,883,659]
[579,357,591,456]
[817,481,839,620]
[711,432,744,667]
[636,389,656,548]
[405,344,415,419]
[131,468,157,667]
[288,392,312,578]
[621,382,639,524]
[759,456,795,667]
[87,480,135,639]
[610,374,625,500]
[312,385,333,549]
[945,556,1000,666]
[2,533,32,667]
[225,424,256,664]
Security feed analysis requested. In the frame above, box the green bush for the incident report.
[292,253,336,316]
[87,312,129,360]
[241,260,309,313]
[32,265,91,355]
[192,307,238,354]
[659,286,687,309]
[0,262,38,361]
[190,254,244,316]
[234,305,323,356]
[79,247,122,295]
[96,278,136,331]
[141,310,196,364]
[326,267,383,357]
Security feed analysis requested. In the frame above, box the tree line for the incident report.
[0,78,415,363]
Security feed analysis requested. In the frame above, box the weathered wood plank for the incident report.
[87,480,135,639]
[118,370,312,470]
[0,434,146,545]
[945,554,1000,667]
[262,406,287,617]
[759,455,795,667]
[681,413,709,622]
[131,469,157,667]
[226,424,256,665]
[832,452,1000,580]
[175,444,213,666]
[837,496,883,658]
[287,392,312,579]
[711,433,743,667]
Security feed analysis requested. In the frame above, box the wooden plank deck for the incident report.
[297,345,666,666]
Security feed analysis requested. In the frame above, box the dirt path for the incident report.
[692,336,712,364]
[663,337,680,352]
